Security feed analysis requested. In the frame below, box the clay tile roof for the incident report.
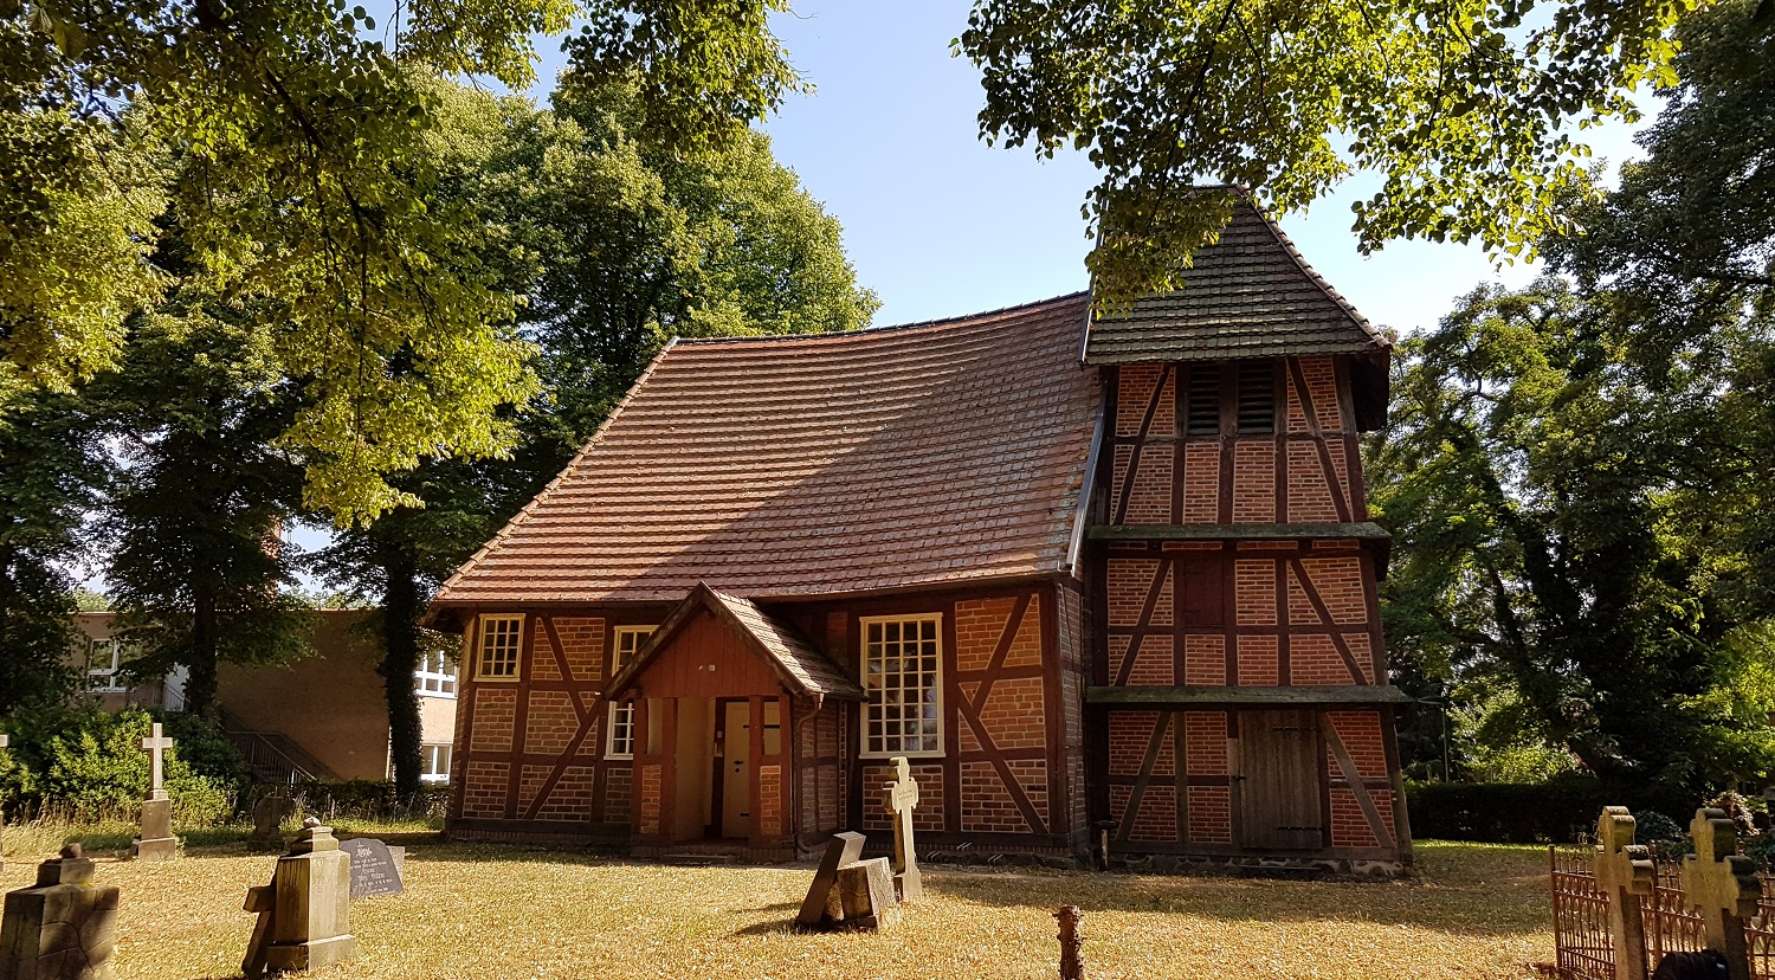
[605,583,863,700]
[1085,192,1389,364]
[433,292,1100,606]
[706,587,862,699]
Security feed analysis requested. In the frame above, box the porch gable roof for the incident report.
[605,583,863,701]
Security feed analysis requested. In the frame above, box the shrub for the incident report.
[2,706,237,826]
[1406,777,1694,844]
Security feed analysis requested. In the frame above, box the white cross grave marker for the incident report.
[142,722,175,801]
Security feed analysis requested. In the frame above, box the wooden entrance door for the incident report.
[1239,709,1324,850]
[719,700,752,838]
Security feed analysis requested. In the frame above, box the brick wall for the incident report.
[862,762,943,832]
[960,760,1048,833]
[758,765,782,837]
[1107,356,1362,526]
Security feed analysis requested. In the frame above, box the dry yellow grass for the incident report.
[0,833,1552,979]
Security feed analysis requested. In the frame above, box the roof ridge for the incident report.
[433,338,683,601]
[672,290,1089,347]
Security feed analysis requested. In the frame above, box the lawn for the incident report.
[1,828,1553,978]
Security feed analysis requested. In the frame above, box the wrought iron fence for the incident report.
[1550,846,1775,980]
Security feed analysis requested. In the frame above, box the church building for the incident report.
[424,194,1413,872]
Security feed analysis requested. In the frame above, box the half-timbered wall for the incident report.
[447,581,1087,857]
[1106,356,1365,525]
[1103,706,1402,855]
[450,607,668,839]
[1099,539,1384,689]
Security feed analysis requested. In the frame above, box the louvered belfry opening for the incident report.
[1235,359,1276,435]
[1183,363,1221,436]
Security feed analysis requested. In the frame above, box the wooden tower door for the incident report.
[719,700,753,838]
[1239,709,1324,850]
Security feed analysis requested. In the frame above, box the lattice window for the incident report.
[861,614,944,758]
[1184,364,1221,437]
[476,614,524,680]
[1236,360,1276,434]
[606,625,655,759]
[415,649,456,696]
[420,743,452,783]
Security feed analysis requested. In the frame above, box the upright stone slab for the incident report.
[0,844,119,980]
[128,724,178,862]
[1681,807,1759,980]
[1593,806,1654,980]
[241,818,356,977]
[882,757,923,903]
[834,857,900,931]
[250,793,295,851]
[795,832,866,930]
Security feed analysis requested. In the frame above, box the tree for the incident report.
[3,0,799,522]
[954,0,1719,305]
[99,309,311,717]
[1369,278,1774,794]
[317,80,877,798]
[0,388,106,716]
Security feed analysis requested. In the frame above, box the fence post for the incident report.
[1055,905,1084,980]
[1594,806,1655,980]
[1682,808,1759,980]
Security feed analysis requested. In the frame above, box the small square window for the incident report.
[476,615,524,680]
[421,743,452,783]
[415,649,457,696]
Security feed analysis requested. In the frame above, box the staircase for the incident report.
[219,707,339,784]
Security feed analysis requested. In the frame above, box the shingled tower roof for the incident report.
[1084,194,1390,364]
[431,293,1099,609]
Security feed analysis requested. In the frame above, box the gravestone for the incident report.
[339,839,404,899]
[882,757,923,902]
[0,844,119,980]
[834,857,899,931]
[128,723,178,862]
[241,819,356,978]
[1681,807,1759,980]
[1594,806,1654,980]
[249,793,296,851]
[795,832,866,930]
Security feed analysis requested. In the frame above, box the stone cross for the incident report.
[795,832,866,930]
[1681,807,1760,980]
[1593,806,1655,980]
[882,756,922,902]
[140,723,174,801]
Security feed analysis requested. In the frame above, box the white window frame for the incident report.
[475,614,525,681]
[415,648,457,697]
[420,743,452,783]
[604,625,656,760]
[86,637,126,693]
[859,613,945,759]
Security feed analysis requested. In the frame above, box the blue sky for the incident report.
[517,1,1652,335]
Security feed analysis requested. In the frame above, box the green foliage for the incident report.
[98,313,312,714]
[1406,778,1691,844]
[1450,685,1580,784]
[3,707,238,825]
[1372,1,1775,797]
[955,0,1702,306]
[0,387,107,716]
[3,0,799,522]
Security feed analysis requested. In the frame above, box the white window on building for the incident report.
[86,637,125,693]
[860,614,944,758]
[476,614,524,680]
[415,649,456,696]
[605,625,655,759]
[421,743,452,783]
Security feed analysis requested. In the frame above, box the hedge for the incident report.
[1406,778,1696,844]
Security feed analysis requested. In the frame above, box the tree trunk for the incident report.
[186,584,220,716]
[380,544,424,802]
